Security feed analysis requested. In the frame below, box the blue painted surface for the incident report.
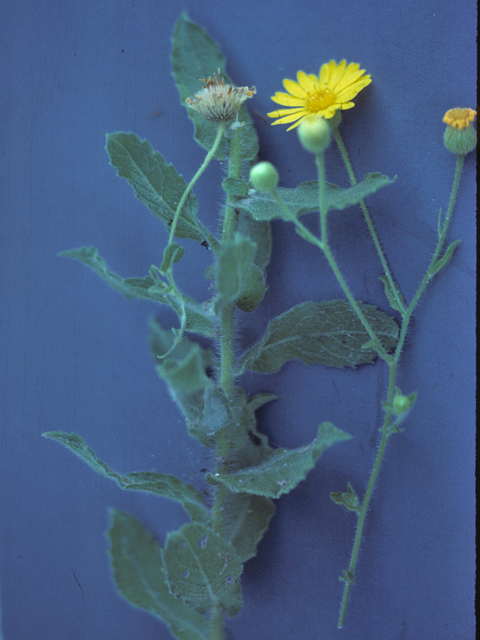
[0,1,475,638]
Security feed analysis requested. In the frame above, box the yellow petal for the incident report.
[267,107,305,118]
[296,70,316,92]
[270,110,307,126]
[334,68,367,93]
[336,78,371,102]
[271,92,306,107]
[319,60,334,84]
[282,78,306,98]
[329,60,348,88]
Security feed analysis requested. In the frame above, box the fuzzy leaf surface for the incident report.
[215,233,257,311]
[43,432,209,523]
[60,247,217,338]
[207,422,351,499]
[237,300,399,374]
[171,12,258,161]
[163,522,243,617]
[238,174,395,221]
[106,132,204,241]
[108,509,209,640]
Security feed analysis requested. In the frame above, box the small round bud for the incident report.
[442,108,477,155]
[249,161,279,192]
[297,115,331,153]
[392,394,411,415]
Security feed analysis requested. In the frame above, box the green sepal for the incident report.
[163,522,243,617]
[238,174,395,221]
[222,177,249,197]
[379,275,406,316]
[430,239,461,277]
[207,422,351,499]
[330,482,361,513]
[106,132,206,242]
[107,509,209,640]
[42,432,209,523]
[171,13,258,162]
[236,300,399,375]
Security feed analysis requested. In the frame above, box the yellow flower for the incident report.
[442,107,476,130]
[186,70,256,123]
[268,60,372,130]
[443,108,477,155]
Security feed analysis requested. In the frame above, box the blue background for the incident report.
[0,1,476,639]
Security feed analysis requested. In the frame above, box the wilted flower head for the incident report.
[186,70,256,123]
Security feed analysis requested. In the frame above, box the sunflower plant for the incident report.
[42,11,475,640]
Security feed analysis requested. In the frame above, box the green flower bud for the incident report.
[297,115,331,153]
[442,108,477,155]
[249,161,279,192]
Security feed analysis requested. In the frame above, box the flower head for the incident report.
[186,70,256,123]
[443,108,477,155]
[442,107,476,130]
[268,60,371,130]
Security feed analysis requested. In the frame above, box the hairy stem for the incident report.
[337,153,465,627]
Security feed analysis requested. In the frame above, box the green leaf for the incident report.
[108,509,209,640]
[42,432,209,523]
[379,275,406,315]
[430,239,461,276]
[215,233,257,311]
[163,522,243,617]
[222,177,249,197]
[106,132,204,242]
[207,422,351,499]
[222,493,276,563]
[160,242,185,274]
[59,247,217,338]
[151,323,213,396]
[236,300,399,375]
[236,210,272,273]
[238,174,395,221]
[330,482,361,513]
[171,13,258,161]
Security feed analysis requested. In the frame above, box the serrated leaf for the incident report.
[215,233,257,312]
[42,432,209,523]
[59,247,217,338]
[238,174,395,221]
[106,132,204,241]
[379,275,406,315]
[171,13,258,161]
[207,422,351,499]
[236,300,399,375]
[108,509,209,640]
[430,239,461,276]
[163,522,243,617]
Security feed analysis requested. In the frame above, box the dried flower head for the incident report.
[186,70,256,122]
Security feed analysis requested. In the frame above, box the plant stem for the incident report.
[331,127,406,315]
[210,122,244,640]
[315,151,391,363]
[337,153,465,627]
[168,122,226,250]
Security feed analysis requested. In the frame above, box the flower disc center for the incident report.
[305,86,336,113]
